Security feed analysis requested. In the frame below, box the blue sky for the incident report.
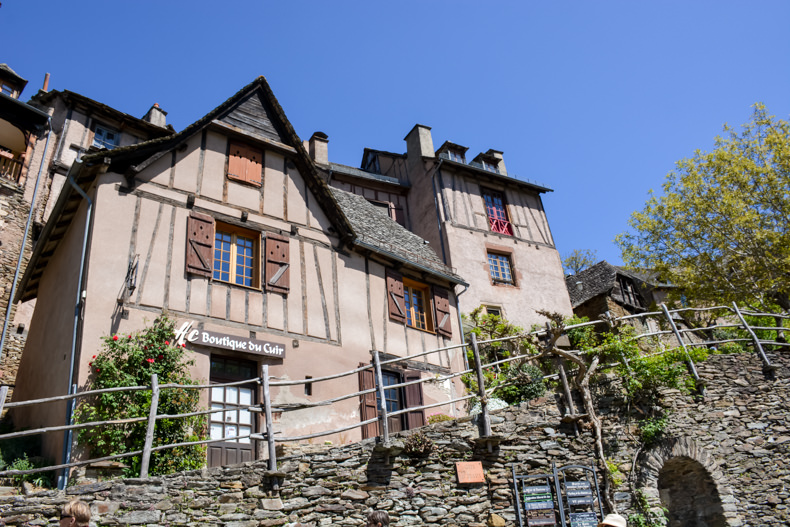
[3,1,789,267]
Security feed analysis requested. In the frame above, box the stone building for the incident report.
[12,77,468,466]
[313,125,574,331]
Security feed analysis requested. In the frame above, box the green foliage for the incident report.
[563,249,598,275]
[629,488,668,527]
[427,413,453,424]
[402,431,435,457]
[617,104,790,312]
[3,454,54,488]
[638,416,668,447]
[606,459,624,488]
[75,315,206,477]
[565,315,596,350]
[494,362,546,405]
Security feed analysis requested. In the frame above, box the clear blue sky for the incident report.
[3,1,789,266]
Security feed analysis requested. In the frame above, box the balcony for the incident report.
[0,149,22,183]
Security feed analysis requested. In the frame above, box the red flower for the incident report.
[92,355,96,359]
[157,354,164,360]
[164,340,170,345]
[89,362,92,366]
[95,368,100,373]
[147,358,155,363]
[181,343,186,348]
[112,335,118,341]
[128,335,132,339]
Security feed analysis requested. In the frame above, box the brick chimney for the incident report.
[404,124,434,170]
[308,132,329,166]
[142,103,167,128]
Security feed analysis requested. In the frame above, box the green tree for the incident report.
[617,104,790,312]
[76,315,206,476]
[562,249,598,275]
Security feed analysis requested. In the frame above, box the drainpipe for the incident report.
[0,117,52,364]
[58,160,94,490]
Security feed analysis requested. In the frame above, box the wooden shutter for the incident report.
[433,286,452,338]
[185,212,214,277]
[264,233,290,294]
[403,370,425,430]
[358,363,379,439]
[386,269,406,324]
[228,142,263,187]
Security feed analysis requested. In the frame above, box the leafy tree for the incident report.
[75,315,206,476]
[617,104,790,313]
[562,249,598,275]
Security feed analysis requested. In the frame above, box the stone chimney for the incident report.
[486,149,507,176]
[404,124,434,170]
[142,103,167,128]
[308,132,329,165]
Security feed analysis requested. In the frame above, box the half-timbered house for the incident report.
[12,77,468,465]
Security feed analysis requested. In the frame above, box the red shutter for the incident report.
[386,269,406,324]
[403,370,425,430]
[246,146,262,187]
[228,142,247,182]
[433,286,452,338]
[358,363,379,439]
[265,233,290,294]
[185,212,214,278]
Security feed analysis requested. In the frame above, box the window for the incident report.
[186,213,291,293]
[213,224,260,288]
[484,306,502,317]
[482,159,499,173]
[93,125,120,149]
[488,252,514,285]
[482,189,513,235]
[448,150,466,163]
[358,366,425,438]
[618,277,642,307]
[228,141,263,186]
[404,279,432,331]
[1,83,14,97]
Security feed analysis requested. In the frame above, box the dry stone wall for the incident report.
[1,351,789,527]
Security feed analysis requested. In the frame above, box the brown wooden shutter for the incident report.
[403,370,425,430]
[433,286,452,338]
[228,142,247,182]
[358,363,379,439]
[386,269,406,324]
[246,146,262,187]
[265,233,290,294]
[185,212,214,278]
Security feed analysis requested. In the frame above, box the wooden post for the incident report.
[0,386,8,416]
[139,374,159,478]
[372,350,389,444]
[660,303,703,393]
[261,364,277,471]
[470,333,491,438]
[732,302,774,370]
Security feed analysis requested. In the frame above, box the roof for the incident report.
[16,77,462,301]
[436,154,553,193]
[565,260,671,308]
[31,89,174,134]
[0,92,50,132]
[328,162,409,188]
[330,187,466,285]
[0,64,27,86]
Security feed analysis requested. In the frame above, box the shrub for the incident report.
[639,416,668,446]
[402,431,435,457]
[75,315,206,477]
[427,413,453,424]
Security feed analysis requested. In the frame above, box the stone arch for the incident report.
[635,436,742,527]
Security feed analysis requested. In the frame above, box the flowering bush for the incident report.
[75,315,206,476]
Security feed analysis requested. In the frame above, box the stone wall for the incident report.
[1,351,788,526]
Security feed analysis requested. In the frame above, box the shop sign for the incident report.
[455,461,485,483]
[174,321,286,358]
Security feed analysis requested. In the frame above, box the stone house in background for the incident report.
[312,124,573,332]
[12,77,468,467]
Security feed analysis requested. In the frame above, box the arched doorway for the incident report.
[658,456,727,527]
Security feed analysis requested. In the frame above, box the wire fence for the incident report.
[0,302,786,485]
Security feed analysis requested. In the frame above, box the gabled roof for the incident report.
[330,187,465,285]
[0,64,27,88]
[17,76,464,301]
[565,260,670,308]
[31,89,174,134]
[328,162,409,188]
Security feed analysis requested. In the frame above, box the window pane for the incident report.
[239,409,251,425]
[238,426,251,444]
[226,387,238,405]
[210,423,224,440]
[239,388,253,406]
[211,387,224,403]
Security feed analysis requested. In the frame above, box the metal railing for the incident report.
[0,302,785,483]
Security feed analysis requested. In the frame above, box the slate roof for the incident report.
[330,187,466,285]
[565,260,671,308]
[0,63,27,85]
[329,163,408,188]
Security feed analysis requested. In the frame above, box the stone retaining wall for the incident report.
[1,351,788,527]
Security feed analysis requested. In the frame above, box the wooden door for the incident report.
[208,356,257,467]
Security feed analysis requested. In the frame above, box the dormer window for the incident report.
[482,159,498,173]
[618,276,642,307]
[1,83,14,97]
[93,125,120,149]
[448,150,466,163]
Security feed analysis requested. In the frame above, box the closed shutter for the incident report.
[186,212,214,277]
[358,363,379,439]
[265,233,290,294]
[386,269,406,324]
[433,286,452,338]
[403,370,425,430]
[228,142,263,187]
[246,146,263,186]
